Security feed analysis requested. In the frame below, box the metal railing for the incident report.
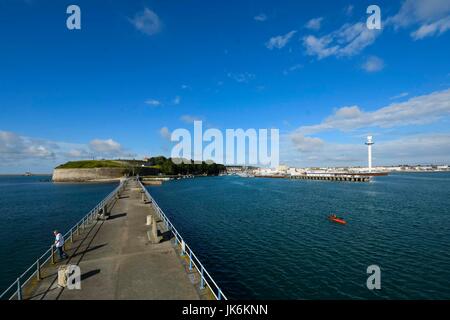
[0,179,127,300]
[138,179,227,300]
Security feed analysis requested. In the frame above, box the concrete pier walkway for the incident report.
[22,180,201,300]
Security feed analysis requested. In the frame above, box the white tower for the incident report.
[365,136,374,173]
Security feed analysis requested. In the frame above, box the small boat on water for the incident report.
[329,215,347,225]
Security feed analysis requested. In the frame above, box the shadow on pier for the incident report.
[20,180,206,300]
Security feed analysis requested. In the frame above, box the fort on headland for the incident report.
[52,158,226,182]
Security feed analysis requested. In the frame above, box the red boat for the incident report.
[329,215,347,225]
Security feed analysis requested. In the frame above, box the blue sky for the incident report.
[1,0,450,172]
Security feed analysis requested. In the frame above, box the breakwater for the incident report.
[290,173,370,182]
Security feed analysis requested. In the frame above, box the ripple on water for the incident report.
[148,174,450,299]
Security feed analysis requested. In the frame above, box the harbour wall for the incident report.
[254,174,371,182]
[52,168,126,182]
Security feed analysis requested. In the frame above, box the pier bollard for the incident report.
[146,215,152,226]
[100,204,109,220]
[96,208,102,220]
[150,216,162,244]
[57,265,69,288]
[141,192,146,203]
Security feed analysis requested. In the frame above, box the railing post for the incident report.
[16,278,22,300]
[70,228,73,243]
[218,289,222,300]
[51,245,55,264]
[36,259,41,280]
[76,224,80,236]
[200,266,205,289]
[189,251,193,271]
[180,240,185,256]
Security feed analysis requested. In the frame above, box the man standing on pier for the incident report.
[54,230,68,261]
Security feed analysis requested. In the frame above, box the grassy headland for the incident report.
[55,157,226,176]
[56,160,126,169]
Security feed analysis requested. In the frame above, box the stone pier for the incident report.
[20,180,205,300]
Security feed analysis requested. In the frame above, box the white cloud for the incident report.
[410,16,450,39]
[301,1,449,60]
[390,92,409,100]
[284,89,450,166]
[0,132,136,172]
[130,8,161,36]
[291,134,325,153]
[305,17,324,31]
[388,0,450,39]
[159,127,171,140]
[285,133,450,167]
[345,5,354,16]
[89,139,123,154]
[265,30,297,50]
[0,131,55,161]
[283,64,303,75]
[227,72,255,83]
[294,88,450,136]
[173,96,181,105]
[145,99,161,106]
[65,149,90,158]
[303,22,381,59]
[87,138,133,158]
[361,56,385,72]
[281,89,450,166]
[180,115,202,124]
[254,13,267,22]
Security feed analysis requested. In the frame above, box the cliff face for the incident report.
[52,168,126,182]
